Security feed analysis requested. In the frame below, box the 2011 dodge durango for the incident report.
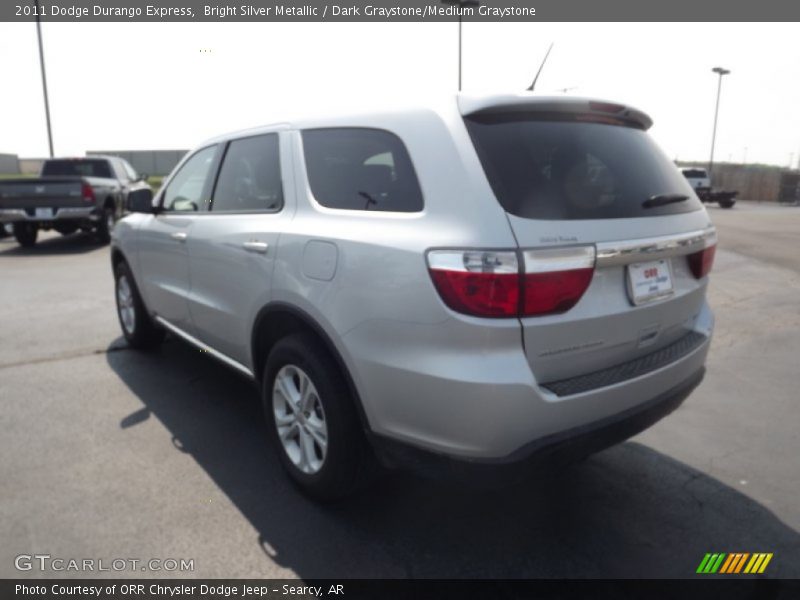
[111,94,715,500]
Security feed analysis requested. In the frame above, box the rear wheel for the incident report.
[95,206,115,243]
[114,261,164,350]
[263,333,370,501]
[13,223,38,247]
[718,199,735,209]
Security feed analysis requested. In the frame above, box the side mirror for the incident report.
[127,188,155,213]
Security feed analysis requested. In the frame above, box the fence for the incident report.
[678,162,798,203]
[0,153,20,175]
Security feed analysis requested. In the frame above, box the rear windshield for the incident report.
[41,159,112,178]
[465,113,702,220]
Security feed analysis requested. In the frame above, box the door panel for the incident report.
[136,214,196,330]
[186,131,293,366]
[136,145,220,332]
[187,215,283,364]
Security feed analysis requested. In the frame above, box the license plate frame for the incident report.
[627,259,674,306]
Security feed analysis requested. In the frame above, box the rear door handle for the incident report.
[170,232,188,242]
[242,241,269,254]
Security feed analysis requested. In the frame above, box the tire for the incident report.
[263,333,371,501]
[13,223,38,247]
[114,260,164,350]
[95,206,115,244]
[718,200,735,209]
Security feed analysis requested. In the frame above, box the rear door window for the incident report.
[211,134,283,213]
[301,128,423,212]
[465,113,702,220]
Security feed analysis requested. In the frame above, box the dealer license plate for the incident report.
[627,259,674,305]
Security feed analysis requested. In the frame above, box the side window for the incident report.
[211,134,283,213]
[114,159,130,182]
[122,160,139,181]
[301,128,423,212]
[162,146,217,212]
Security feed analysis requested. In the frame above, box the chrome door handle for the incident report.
[170,232,188,242]
[242,241,269,254]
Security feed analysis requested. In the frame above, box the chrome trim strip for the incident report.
[595,227,716,267]
[154,316,254,379]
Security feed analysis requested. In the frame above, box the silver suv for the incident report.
[112,94,715,500]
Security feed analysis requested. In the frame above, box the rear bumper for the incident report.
[0,207,98,223]
[347,299,713,459]
[371,366,705,485]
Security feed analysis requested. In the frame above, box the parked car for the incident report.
[111,94,716,500]
[0,156,151,247]
[680,166,737,208]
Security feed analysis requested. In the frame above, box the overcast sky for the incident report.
[1,21,798,167]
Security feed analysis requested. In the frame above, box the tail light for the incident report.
[81,182,95,203]
[427,245,596,318]
[688,244,716,279]
[522,246,596,316]
[428,250,520,317]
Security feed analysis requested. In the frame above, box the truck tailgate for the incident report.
[0,178,87,211]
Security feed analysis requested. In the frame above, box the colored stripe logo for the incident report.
[696,553,773,574]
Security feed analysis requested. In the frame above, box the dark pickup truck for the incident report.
[0,156,151,247]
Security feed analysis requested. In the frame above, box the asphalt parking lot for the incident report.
[1,201,799,579]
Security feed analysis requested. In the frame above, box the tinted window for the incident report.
[212,134,283,212]
[42,159,112,178]
[302,128,423,212]
[465,114,702,220]
[163,146,216,212]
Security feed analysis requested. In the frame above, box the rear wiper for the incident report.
[642,193,689,209]
[358,191,378,210]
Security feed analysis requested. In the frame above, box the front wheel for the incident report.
[263,334,371,501]
[13,223,38,247]
[114,261,164,350]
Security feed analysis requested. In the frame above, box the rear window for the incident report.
[41,159,112,179]
[301,128,423,212]
[465,113,702,220]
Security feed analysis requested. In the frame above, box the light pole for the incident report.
[441,0,480,91]
[708,66,730,177]
[34,0,54,157]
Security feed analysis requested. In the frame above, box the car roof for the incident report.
[198,93,654,147]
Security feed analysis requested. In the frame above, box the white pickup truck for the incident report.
[680,166,737,209]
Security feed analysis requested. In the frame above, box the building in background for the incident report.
[87,150,188,177]
[0,153,20,175]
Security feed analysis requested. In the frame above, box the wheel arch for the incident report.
[110,246,127,271]
[251,302,373,433]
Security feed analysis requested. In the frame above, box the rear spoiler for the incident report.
[458,94,653,130]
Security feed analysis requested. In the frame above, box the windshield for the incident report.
[465,113,702,220]
[41,159,113,179]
